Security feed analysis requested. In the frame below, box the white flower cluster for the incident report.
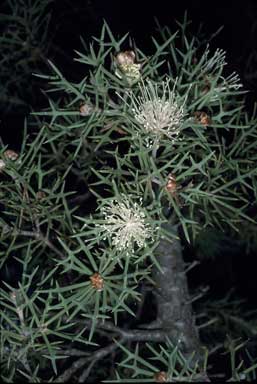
[201,46,243,100]
[202,46,227,73]
[211,71,243,101]
[220,72,243,91]
[100,195,153,252]
[123,78,186,145]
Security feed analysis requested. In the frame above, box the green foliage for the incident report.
[1,14,256,382]
[106,340,209,382]
[0,0,54,112]
[106,339,257,382]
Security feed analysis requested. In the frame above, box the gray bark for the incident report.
[153,223,202,360]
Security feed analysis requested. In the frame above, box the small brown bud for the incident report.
[90,273,104,291]
[4,149,19,161]
[194,111,212,126]
[79,103,94,116]
[154,371,168,382]
[115,50,136,66]
[36,190,46,200]
[165,173,177,195]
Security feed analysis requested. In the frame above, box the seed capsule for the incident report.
[165,173,177,195]
[194,111,212,126]
[4,149,19,161]
[154,371,168,382]
[114,50,142,85]
[115,50,136,66]
[90,273,104,291]
[79,103,94,116]
[36,191,46,200]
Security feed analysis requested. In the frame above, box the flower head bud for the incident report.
[114,50,142,85]
[4,149,19,161]
[100,195,153,252]
[116,50,136,66]
[1,150,19,173]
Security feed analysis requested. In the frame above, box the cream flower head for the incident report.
[124,78,187,145]
[100,195,153,252]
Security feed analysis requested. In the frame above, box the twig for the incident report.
[54,316,210,382]
[54,321,176,383]
[184,260,200,274]
[79,318,168,341]
[55,337,125,383]
[78,360,95,382]
[6,225,65,260]
[197,317,219,330]
[186,286,210,304]
[68,191,91,205]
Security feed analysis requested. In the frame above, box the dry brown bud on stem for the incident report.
[90,273,104,291]
[154,371,168,382]
[194,111,212,126]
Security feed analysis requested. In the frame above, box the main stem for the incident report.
[153,222,202,360]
